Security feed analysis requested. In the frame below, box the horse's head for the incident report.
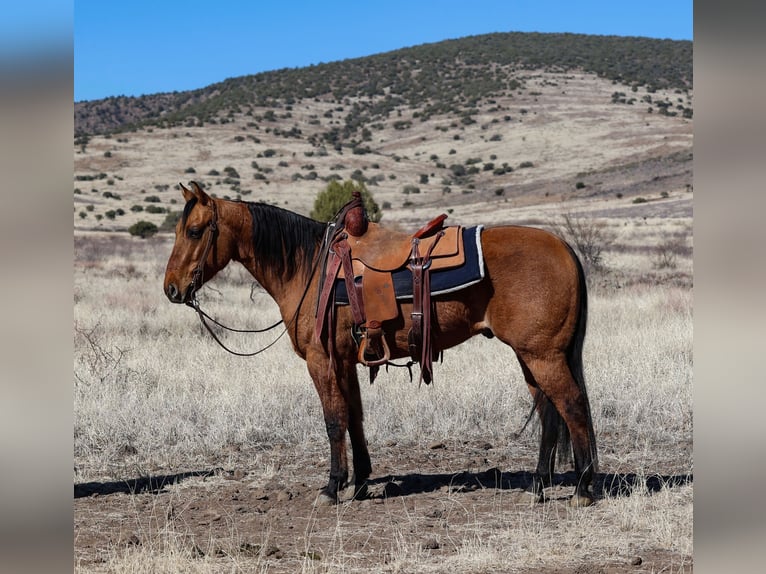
[164,181,229,304]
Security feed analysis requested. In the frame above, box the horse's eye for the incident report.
[187,227,203,239]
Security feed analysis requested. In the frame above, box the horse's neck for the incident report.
[233,203,316,313]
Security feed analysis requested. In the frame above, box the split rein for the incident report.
[184,200,319,357]
[186,296,287,357]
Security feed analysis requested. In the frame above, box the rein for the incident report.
[185,199,321,357]
[186,296,287,357]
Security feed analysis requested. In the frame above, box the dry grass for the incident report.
[74,217,692,572]
[73,66,692,571]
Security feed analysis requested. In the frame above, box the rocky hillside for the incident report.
[75,32,692,136]
[73,31,692,233]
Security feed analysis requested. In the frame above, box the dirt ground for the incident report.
[74,439,692,573]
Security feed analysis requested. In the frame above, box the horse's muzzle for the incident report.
[165,281,194,304]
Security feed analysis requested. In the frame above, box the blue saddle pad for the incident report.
[334,225,485,304]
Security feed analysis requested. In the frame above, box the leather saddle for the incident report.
[315,193,466,384]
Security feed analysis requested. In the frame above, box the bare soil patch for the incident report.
[75,441,692,572]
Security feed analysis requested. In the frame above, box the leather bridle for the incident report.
[181,198,322,357]
[189,198,219,298]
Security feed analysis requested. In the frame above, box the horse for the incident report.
[163,181,598,507]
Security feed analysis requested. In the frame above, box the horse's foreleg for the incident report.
[307,353,350,505]
[323,412,349,498]
[345,367,371,499]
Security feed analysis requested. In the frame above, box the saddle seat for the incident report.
[339,221,465,327]
[315,193,468,384]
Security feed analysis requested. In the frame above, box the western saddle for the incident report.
[315,192,466,384]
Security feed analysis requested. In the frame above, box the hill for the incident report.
[75,32,691,136]
[73,31,692,233]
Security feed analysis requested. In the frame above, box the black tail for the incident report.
[565,244,598,473]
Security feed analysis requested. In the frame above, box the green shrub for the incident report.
[128,220,159,238]
[310,180,381,223]
[160,211,182,232]
[449,164,466,177]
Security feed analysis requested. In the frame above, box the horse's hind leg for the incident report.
[520,353,596,507]
[520,361,564,502]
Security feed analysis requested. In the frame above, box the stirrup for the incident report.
[357,322,390,367]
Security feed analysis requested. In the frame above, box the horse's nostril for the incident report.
[167,283,179,301]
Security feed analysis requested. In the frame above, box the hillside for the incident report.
[73,31,692,233]
[75,32,691,136]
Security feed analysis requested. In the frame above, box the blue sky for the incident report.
[74,0,692,102]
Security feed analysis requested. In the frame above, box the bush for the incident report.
[128,220,159,238]
[160,211,182,232]
[554,212,616,274]
[310,180,381,223]
[449,164,467,177]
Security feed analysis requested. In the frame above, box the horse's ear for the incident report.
[180,182,195,203]
[189,181,210,206]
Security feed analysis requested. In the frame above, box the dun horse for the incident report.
[164,181,598,507]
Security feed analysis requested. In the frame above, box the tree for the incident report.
[128,220,158,238]
[310,180,382,223]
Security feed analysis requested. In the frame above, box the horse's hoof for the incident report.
[314,491,338,507]
[569,493,594,508]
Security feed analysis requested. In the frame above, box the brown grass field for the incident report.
[74,69,692,572]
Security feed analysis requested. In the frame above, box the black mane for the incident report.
[247,202,325,280]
